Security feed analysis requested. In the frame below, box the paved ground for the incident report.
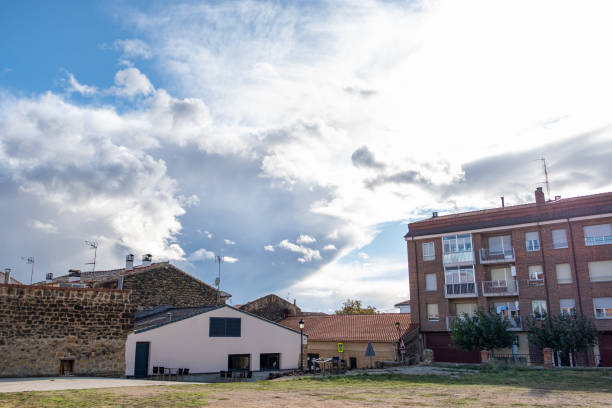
[0,377,203,393]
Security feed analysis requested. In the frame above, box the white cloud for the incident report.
[177,194,200,207]
[66,73,97,96]
[224,256,238,263]
[224,239,236,245]
[277,239,321,263]
[26,219,58,234]
[111,68,154,97]
[188,248,215,261]
[296,234,316,245]
[322,244,337,251]
[264,245,275,252]
[357,252,369,260]
[113,39,152,61]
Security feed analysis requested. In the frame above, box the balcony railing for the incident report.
[445,282,477,298]
[443,251,474,265]
[482,279,519,296]
[479,248,515,264]
[447,315,522,331]
[585,235,612,246]
[527,278,545,287]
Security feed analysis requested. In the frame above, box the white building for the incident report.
[125,305,307,377]
[394,300,411,314]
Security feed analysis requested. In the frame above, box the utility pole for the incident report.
[215,255,224,305]
[85,241,98,273]
[21,256,34,284]
[539,157,550,201]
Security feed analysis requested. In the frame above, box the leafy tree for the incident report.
[526,313,598,365]
[335,299,377,315]
[450,310,514,352]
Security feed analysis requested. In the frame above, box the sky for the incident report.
[1,0,612,313]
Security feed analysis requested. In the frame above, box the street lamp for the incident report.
[299,319,305,371]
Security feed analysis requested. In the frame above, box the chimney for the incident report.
[293,298,296,306]
[46,273,53,283]
[535,187,545,205]
[125,254,134,271]
[142,254,152,267]
[432,211,438,218]
[3,268,10,284]
[501,196,505,208]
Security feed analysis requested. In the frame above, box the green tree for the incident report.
[526,313,598,366]
[450,310,515,352]
[335,299,377,315]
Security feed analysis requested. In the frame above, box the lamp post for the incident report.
[395,322,401,362]
[299,319,305,371]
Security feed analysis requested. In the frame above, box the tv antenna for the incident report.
[215,255,224,305]
[538,157,550,201]
[85,241,98,273]
[21,256,34,284]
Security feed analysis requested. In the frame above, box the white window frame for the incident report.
[528,265,544,286]
[560,299,576,315]
[594,297,612,319]
[422,242,435,261]
[442,234,472,254]
[584,223,612,246]
[427,304,440,321]
[525,231,540,252]
[532,300,547,319]
[552,229,568,249]
[425,273,437,291]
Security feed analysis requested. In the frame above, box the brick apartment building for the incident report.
[405,188,612,366]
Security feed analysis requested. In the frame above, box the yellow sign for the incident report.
[338,343,344,353]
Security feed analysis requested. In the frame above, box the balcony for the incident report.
[445,282,477,298]
[482,279,519,296]
[479,248,515,264]
[527,278,545,287]
[443,251,474,265]
[585,235,612,246]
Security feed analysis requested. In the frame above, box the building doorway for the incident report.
[134,342,150,378]
[59,359,74,376]
[349,357,357,370]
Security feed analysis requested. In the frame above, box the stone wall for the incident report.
[97,265,221,312]
[0,284,133,377]
[240,294,301,321]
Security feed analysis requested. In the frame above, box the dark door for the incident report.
[134,342,150,378]
[599,334,612,367]
[349,357,357,369]
[426,332,480,363]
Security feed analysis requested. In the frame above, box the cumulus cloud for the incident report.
[351,146,385,170]
[113,39,152,61]
[111,67,154,97]
[224,239,236,245]
[277,239,322,263]
[26,219,58,234]
[296,234,316,245]
[66,73,97,96]
[322,244,337,251]
[224,256,238,263]
[188,248,215,261]
[264,245,275,252]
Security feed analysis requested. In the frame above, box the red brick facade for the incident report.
[406,190,612,365]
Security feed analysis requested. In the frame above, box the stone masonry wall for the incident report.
[0,284,133,377]
[98,265,221,312]
[240,294,301,321]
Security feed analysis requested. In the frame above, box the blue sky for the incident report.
[1,0,612,312]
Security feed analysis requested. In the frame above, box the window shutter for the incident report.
[584,224,612,237]
[552,229,568,248]
[560,299,575,309]
[555,264,572,283]
[588,261,612,282]
[594,297,612,309]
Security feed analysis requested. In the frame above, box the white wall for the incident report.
[125,306,306,376]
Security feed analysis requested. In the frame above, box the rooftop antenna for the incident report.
[21,256,34,284]
[539,157,550,201]
[215,255,224,305]
[84,241,98,273]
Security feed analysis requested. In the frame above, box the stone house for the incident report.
[40,255,231,312]
[0,284,133,377]
[278,314,417,369]
[239,294,302,321]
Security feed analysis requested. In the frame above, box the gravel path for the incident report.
[0,377,203,393]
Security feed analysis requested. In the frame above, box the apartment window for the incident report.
[444,265,476,296]
[488,235,512,255]
[456,303,477,318]
[552,229,568,249]
[584,223,612,246]
[422,242,435,261]
[209,317,241,337]
[260,353,280,371]
[560,299,576,315]
[532,300,547,319]
[425,273,437,291]
[525,231,540,251]
[427,304,439,321]
[442,234,473,264]
[555,263,572,284]
[528,265,544,286]
[594,297,612,319]
[588,260,612,282]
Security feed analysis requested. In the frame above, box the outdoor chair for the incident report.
[159,366,165,380]
[247,371,252,379]
[177,368,184,380]
[220,370,226,380]
[152,366,159,379]
[183,368,189,377]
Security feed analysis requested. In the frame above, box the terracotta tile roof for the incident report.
[278,314,416,343]
[407,191,612,237]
